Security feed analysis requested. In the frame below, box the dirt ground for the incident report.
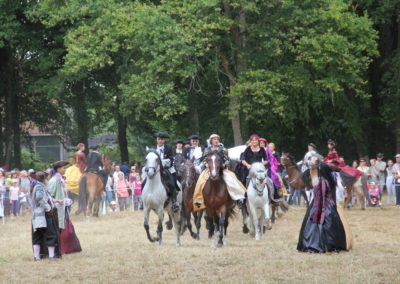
[0,201,399,283]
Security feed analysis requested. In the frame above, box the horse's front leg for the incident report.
[248,202,260,240]
[241,203,249,234]
[194,210,203,240]
[156,208,164,245]
[217,211,225,247]
[300,188,309,207]
[263,200,272,231]
[165,212,173,230]
[270,202,276,224]
[93,193,101,217]
[171,208,182,247]
[353,185,366,210]
[87,191,95,216]
[185,211,196,239]
[143,207,155,243]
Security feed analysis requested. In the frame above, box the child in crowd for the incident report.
[105,174,113,210]
[9,178,20,217]
[133,173,143,211]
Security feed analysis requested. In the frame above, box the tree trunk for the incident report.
[4,47,15,168]
[220,2,246,145]
[116,93,129,163]
[0,103,3,165]
[189,92,200,133]
[72,81,89,150]
[12,91,21,168]
[396,16,400,153]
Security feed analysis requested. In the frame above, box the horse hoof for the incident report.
[277,212,284,218]
[190,233,197,239]
[165,222,173,230]
[264,219,272,230]
[242,225,249,234]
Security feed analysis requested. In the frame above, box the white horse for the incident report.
[247,162,273,240]
[142,150,184,246]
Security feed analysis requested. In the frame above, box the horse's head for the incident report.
[174,154,185,178]
[249,162,267,187]
[144,150,161,179]
[181,159,196,188]
[206,151,222,180]
[280,152,295,167]
[306,151,321,169]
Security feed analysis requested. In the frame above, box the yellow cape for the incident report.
[65,164,82,195]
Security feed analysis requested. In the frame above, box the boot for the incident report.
[236,198,245,209]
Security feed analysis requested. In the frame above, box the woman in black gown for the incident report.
[238,134,268,186]
[297,153,351,253]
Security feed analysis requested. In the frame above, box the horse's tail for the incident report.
[75,175,87,215]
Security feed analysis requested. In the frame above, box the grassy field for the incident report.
[0,202,399,284]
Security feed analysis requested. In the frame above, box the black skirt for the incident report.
[297,200,347,253]
[31,208,61,258]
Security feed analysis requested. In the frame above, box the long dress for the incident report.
[297,164,351,253]
[324,150,362,187]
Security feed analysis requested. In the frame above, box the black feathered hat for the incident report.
[154,131,169,139]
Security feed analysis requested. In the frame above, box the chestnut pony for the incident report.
[76,155,112,217]
[203,150,235,247]
[280,153,309,207]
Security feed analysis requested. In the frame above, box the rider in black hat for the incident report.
[184,134,204,170]
[153,132,180,211]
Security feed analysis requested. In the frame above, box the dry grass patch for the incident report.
[0,203,399,283]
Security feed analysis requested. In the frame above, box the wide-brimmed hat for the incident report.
[209,134,220,140]
[327,139,336,145]
[28,169,35,174]
[184,139,191,146]
[308,143,317,149]
[395,154,400,158]
[377,153,384,158]
[188,134,201,140]
[154,131,169,139]
[53,160,69,169]
[174,139,184,144]
[36,171,48,182]
[259,138,268,143]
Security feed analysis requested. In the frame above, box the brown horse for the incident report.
[203,150,235,247]
[181,159,203,240]
[280,153,309,207]
[76,155,112,217]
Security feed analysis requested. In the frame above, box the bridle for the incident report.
[252,170,266,197]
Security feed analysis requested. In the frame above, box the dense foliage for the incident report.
[0,0,398,167]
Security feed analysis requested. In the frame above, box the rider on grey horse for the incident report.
[143,131,180,212]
